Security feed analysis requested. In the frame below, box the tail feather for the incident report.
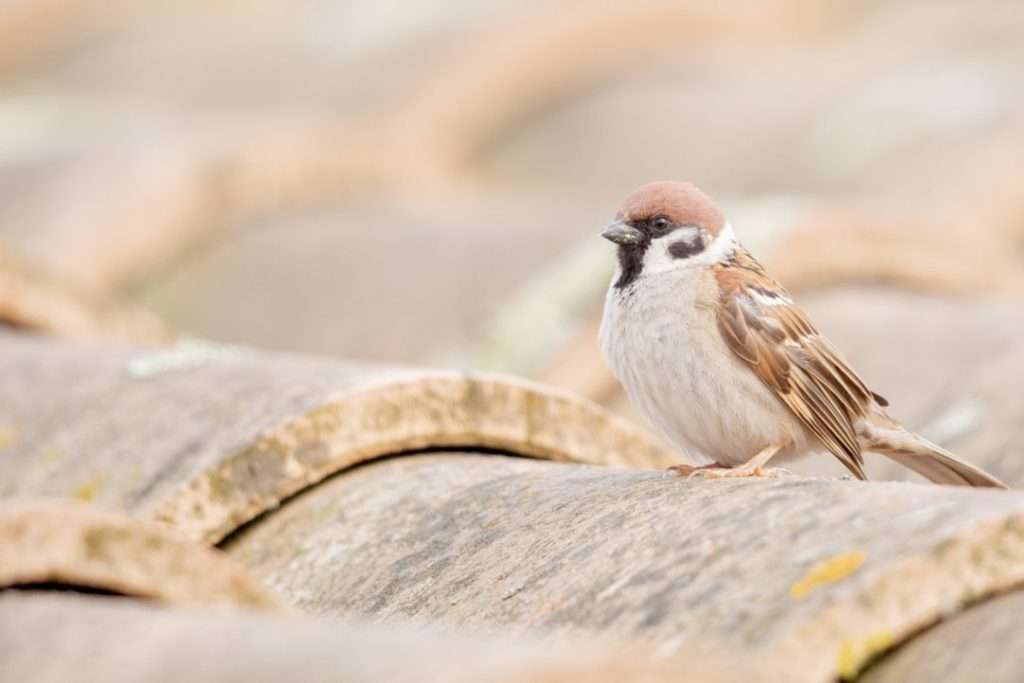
[859,422,1007,489]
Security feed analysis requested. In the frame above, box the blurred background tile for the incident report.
[1,0,1022,484]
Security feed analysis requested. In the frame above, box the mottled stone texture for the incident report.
[0,331,669,543]
[3,331,1024,679]
[0,331,390,515]
[0,593,753,683]
[227,454,1024,681]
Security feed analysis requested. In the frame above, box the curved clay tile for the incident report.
[0,330,671,544]
[859,590,1024,683]
[0,502,279,610]
[226,453,1024,681]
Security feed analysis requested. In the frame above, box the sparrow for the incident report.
[598,181,1006,487]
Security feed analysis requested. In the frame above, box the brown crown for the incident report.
[616,181,725,236]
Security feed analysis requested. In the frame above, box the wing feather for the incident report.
[714,249,874,479]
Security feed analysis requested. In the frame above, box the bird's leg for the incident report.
[686,444,785,479]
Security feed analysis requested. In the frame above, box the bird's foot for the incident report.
[686,465,788,480]
[667,463,725,477]
[672,444,789,480]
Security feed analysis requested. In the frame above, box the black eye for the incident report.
[650,216,672,232]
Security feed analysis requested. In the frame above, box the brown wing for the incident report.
[714,249,874,479]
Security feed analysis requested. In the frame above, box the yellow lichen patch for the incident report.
[0,424,17,450]
[790,551,865,600]
[837,630,893,680]
[75,474,106,503]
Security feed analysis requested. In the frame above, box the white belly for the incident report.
[599,268,810,466]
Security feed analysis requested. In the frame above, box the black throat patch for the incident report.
[613,240,649,289]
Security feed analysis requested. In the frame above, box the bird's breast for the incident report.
[599,270,804,464]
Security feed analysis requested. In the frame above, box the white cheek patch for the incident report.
[638,223,741,279]
[698,223,737,265]
[640,227,702,275]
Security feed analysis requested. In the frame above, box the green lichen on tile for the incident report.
[126,337,251,378]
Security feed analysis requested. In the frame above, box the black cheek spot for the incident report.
[669,238,705,259]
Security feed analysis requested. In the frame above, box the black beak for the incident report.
[601,221,643,246]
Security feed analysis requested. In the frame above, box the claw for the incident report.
[689,466,786,480]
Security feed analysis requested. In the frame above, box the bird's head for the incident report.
[603,181,732,289]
